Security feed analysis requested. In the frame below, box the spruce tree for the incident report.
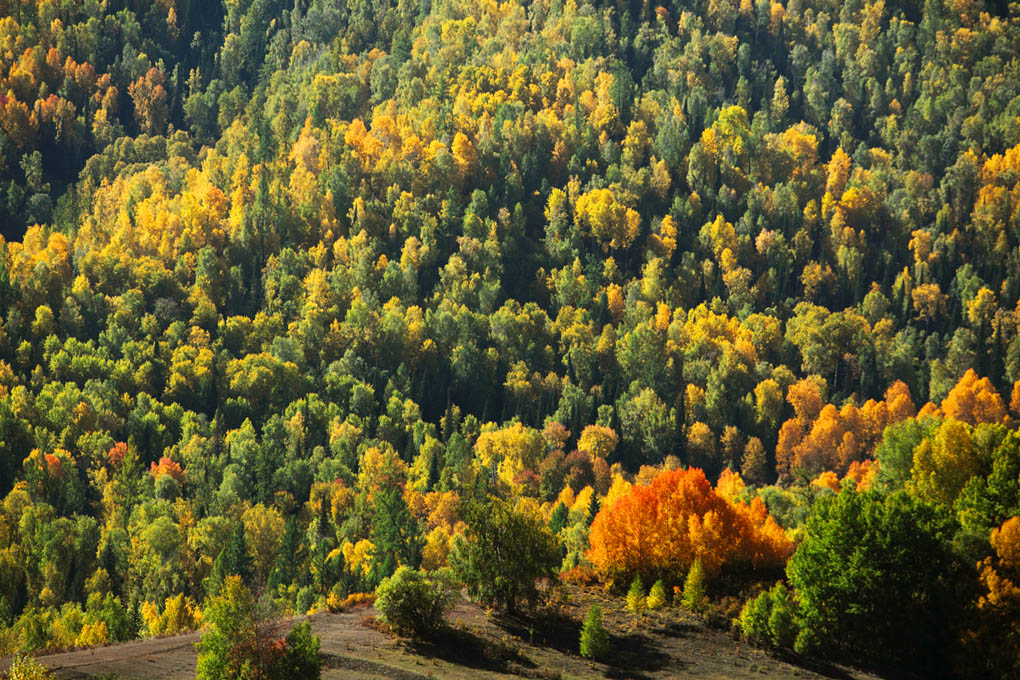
[548,502,569,534]
[222,523,253,585]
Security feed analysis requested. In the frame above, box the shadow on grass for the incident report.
[601,629,678,679]
[774,649,895,680]
[494,609,679,679]
[402,624,537,675]
[649,619,702,637]
[494,608,581,655]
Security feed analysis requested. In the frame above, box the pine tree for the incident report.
[549,502,569,534]
[579,603,609,663]
[371,485,423,580]
[222,523,253,585]
[268,518,301,592]
[586,491,600,526]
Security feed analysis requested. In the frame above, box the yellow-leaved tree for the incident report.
[574,188,640,251]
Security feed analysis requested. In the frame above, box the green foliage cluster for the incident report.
[626,575,645,615]
[450,498,560,613]
[680,558,708,614]
[646,579,666,611]
[579,603,609,661]
[374,566,456,637]
[195,575,321,680]
[787,490,964,668]
[737,582,797,650]
[740,488,967,672]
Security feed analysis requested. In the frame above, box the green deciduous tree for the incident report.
[195,575,321,680]
[787,489,964,670]
[449,498,559,613]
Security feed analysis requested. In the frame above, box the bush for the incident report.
[6,654,52,680]
[681,558,707,613]
[766,583,797,649]
[626,575,646,615]
[646,579,667,611]
[737,591,771,643]
[374,567,456,637]
[579,603,609,661]
[278,622,321,679]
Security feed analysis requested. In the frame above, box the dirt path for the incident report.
[3,631,204,680]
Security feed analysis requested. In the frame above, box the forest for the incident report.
[0,0,1019,676]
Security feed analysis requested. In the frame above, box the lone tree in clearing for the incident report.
[579,603,609,663]
[449,497,560,613]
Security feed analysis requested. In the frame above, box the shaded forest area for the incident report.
[0,0,1019,677]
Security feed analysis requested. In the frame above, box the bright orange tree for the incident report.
[586,467,791,583]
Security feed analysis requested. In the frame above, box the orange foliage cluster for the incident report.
[43,453,63,478]
[777,380,915,478]
[843,459,877,491]
[150,456,186,485]
[973,516,1020,665]
[107,442,128,467]
[586,467,791,582]
[939,369,1007,426]
[979,517,1020,611]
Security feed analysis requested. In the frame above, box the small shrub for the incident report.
[6,654,52,680]
[296,587,315,614]
[344,592,376,608]
[560,565,598,586]
[681,558,707,613]
[324,591,342,613]
[626,575,646,615]
[374,567,456,637]
[579,603,609,661]
[794,625,820,654]
[646,579,667,611]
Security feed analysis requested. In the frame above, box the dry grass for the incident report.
[1,585,886,680]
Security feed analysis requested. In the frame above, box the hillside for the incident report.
[0,0,1019,677]
[2,592,884,680]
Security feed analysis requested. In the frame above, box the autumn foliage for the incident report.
[586,467,791,582]
[2,0,1020,674]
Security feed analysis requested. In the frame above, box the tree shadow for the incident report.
[648,619,701,637]
[493,609,679,679]
[493,608,581,655]
[402,624,536,675]
[774,649,884,680]
[601,629,677,679]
